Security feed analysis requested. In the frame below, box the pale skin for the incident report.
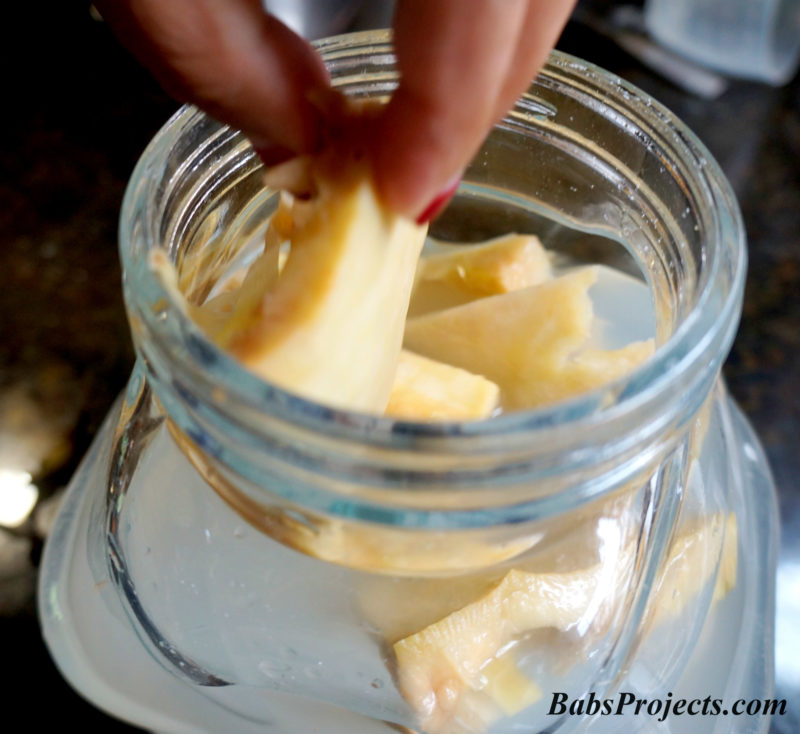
[96,0,576,220]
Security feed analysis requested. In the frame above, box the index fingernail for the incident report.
[415,174,462,225]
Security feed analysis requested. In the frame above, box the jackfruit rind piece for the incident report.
[404,269,598,410]
[393,565,600,733]
[713,514,738,600]
[189,289,239,339]
[385,350,500,421]
[294,519,539,575]
[190,192,294,341]
[481,653,542,716]
[405,269,654,410]
[212,243,280,344]
[649,513,738,626]
[421,234,551,293]
[409,234,552,317]
[552,340,655,402]
[389,514,733,733]
[228,176,427,412]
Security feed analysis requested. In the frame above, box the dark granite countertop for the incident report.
[1,2,797,731]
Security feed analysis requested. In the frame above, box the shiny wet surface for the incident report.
[1,2,797,731]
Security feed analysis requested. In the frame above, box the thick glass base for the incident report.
[38,396,778,734]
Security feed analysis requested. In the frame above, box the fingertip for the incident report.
[372,134,463,222]
[414,174,461,225]
[369,97,467,220]
[372,0,529,219]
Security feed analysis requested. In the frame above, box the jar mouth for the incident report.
[119,33,745,511]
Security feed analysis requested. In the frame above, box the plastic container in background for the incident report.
[644,0,800,85]
[38,32,779,734]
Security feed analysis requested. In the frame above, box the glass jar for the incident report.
[39,31,778,734]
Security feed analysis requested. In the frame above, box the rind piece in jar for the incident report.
[404,268,654,411]
[390,513,737,734]
[218,174,427,413]
[648,512,738,627]
[189,191,293,340]
[408,234,552,317]
[392,564,610,733]
[385,350,500,421]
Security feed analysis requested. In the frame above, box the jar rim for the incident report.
[119,34,746,512]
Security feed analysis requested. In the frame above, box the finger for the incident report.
[412,0,576,223]
[370,0,531,218]
[491,0,577,122]
[96,0,330,153]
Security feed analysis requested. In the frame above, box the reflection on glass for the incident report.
[0,469,39,528]
[775,561,800,689]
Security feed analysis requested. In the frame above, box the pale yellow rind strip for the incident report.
[385,350,500,420]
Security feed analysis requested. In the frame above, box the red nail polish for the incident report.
[415,175,461,225]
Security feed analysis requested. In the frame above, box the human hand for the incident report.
[97,0,576,221]
[374,0,577,221]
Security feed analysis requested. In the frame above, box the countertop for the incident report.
[1,2,797,731]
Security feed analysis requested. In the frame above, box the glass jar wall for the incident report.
[39,32,778,734]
